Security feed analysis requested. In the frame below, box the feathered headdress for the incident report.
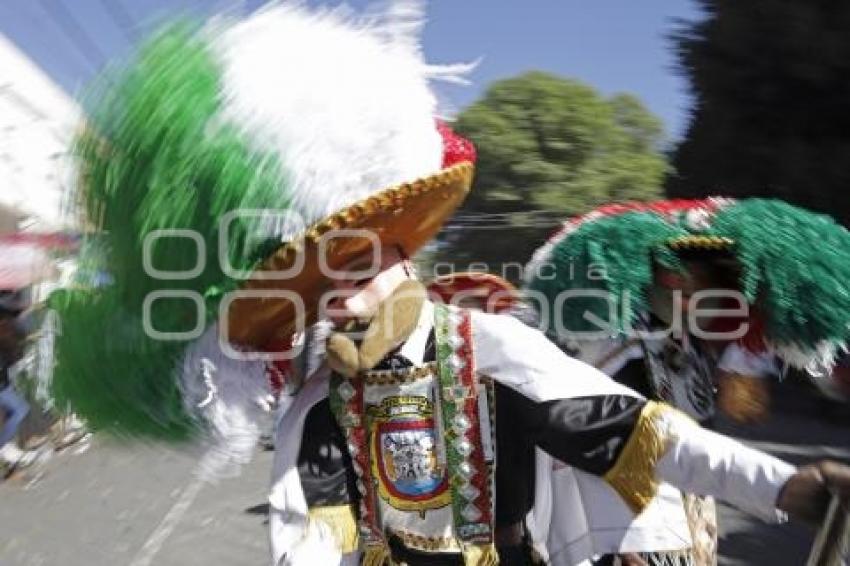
[524,198,850,369]
[50,2,476,455]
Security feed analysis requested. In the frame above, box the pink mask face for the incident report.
[325,246,412,322]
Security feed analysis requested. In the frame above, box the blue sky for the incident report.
[0,1,703,141]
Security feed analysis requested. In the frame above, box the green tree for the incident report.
[429,72,667,278]
[669,1,850,224]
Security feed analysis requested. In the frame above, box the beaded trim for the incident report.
[260,163,473,269]
[362,362,437,385]
[666,234,734,251]
[228,162,474,347]
[328,372,384,549]
[388,528,461,552]
[329,304,496,558]
[434,304,496,546]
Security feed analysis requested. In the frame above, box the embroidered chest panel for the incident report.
[329,305,496,555]
[367,387,450,511]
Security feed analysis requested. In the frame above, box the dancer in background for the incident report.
[0,291,38,473]
[525,198,850,565]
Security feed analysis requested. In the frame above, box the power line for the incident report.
[39,0,107,71]
[450,211,569,226]
[453,209,568,218]
[443,226,560,232]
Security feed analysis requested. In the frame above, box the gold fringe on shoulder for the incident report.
[604,401,679,514]
[362,542,391,566]
[463,543,499,566]
[307,505,360,554]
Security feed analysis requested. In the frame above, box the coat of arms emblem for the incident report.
[368,395,450,511]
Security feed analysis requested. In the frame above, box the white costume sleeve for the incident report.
[470,310,639,402]
[179,323,273,481]
[472,312,696,561]
[532,336,693,563]
[470,312,796,532]
[655,408,795,523]
[267,366,350,566]
[575,336,645,377]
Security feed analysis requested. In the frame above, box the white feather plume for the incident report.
[210,1,470,235]
[179,323,272,480]
[772,339,844,372]
[176,2,476,474]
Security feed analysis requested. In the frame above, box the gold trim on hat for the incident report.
[667,235,735,251]
[227,162,474,348]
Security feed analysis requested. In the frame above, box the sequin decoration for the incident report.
[437,120,477,167]
[434,304,496,547]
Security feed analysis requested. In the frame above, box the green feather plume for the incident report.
[711,199,850,353]
[529,211,685,335]
[50,24,290,439]
[528,198,850,360]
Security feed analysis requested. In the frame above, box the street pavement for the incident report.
[1,377,848,566]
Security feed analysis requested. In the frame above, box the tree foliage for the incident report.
[430,71,667,277]
[669,0,850,224]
